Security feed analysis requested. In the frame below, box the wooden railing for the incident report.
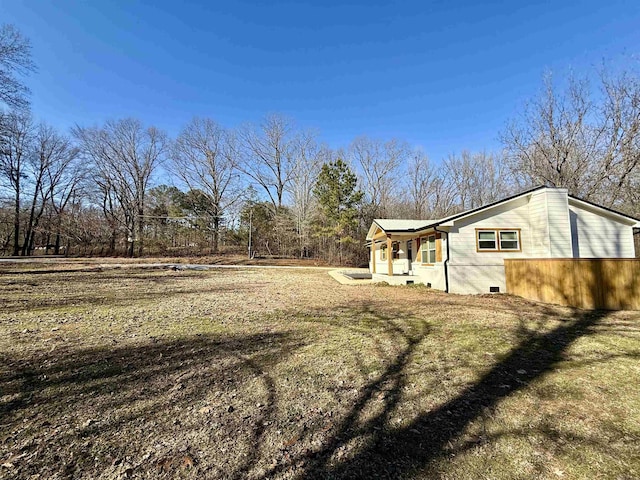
[505,258,640,310]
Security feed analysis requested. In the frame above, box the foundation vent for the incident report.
[489,286,500,293]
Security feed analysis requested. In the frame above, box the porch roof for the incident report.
[366,219,439,241]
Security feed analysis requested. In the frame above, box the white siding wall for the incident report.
[447,196,532,294]
[449,196,532,265]
[411,234,447,290]
[528,190,550,256]
[568,202,636,258]
[372,240,411,275]
[412,265,446,290]
[449,265,506,295]
[546,189,573,257]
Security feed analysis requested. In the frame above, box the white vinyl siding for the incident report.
[568,203,636,258]
[526,188,572,257]
[449,265,507,295]
[528,191,550,256]
[449,196,531,267]
[447,196,531,294]
[545,189,573,257]
[374,240,413,274]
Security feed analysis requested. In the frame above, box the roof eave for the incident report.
[433,185,548,227]
[567,196,640,225]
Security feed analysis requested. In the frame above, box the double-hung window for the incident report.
[476,229,521,252]
[421,235,436,264]
[477,230,497,250]
[499,230,520,250]
[380,243,388,260]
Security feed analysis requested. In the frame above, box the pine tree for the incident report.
[313,158,363,264]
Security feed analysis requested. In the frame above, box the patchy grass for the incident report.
[1,266,639,479]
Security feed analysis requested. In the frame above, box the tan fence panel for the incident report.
[505,259,640,310]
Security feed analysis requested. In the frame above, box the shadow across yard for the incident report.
[2,268,637,479]
[279,307,611,479]
[1,330,305,479]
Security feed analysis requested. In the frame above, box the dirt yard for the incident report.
[1,264,639,479]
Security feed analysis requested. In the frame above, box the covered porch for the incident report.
[367,220,428,281]
[366,219,448,288]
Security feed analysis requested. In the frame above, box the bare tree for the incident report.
[0,110,33,255]
[405,150,446,218]
[349,136,408,217]
[90,172,123,254]
[46,130,85,255]
[239,114,296,211]
[443,150,513,211]
[287,131,326,257]
[0,24,36,110]
[171,117,241,253]
[0,199,12,254]
[21,123,80,255]
[501,69,640,207]
[74,119,167,257]
[596,69,640,206]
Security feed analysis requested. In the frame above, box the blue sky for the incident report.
[2,0,639,162]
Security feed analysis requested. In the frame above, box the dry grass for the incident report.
[0,254,332,273]
[0,265,639,479]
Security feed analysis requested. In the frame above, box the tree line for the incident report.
[1,24,639,264]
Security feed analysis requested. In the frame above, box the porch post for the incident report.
[371,243,376,273]
[387,236,393,276]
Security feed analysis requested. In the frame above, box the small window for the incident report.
[499,231,519,250]
[380,243,387,261]
[421,235,436,264]
[477,231,497,251]
[391,241,400,260]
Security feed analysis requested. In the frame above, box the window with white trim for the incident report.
[477,230,497,250]
[499,230,520,250]
[421,235,436,263]
[380,243,387,260]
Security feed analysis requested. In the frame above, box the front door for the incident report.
[406,240,413,274]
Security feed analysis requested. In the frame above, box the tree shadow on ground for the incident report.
[2,290,634,479]
[1,330,305,479]
[273,306,612,479]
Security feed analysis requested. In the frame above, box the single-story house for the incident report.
[366,186,640,294]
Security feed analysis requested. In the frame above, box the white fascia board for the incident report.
[568,197,640,226]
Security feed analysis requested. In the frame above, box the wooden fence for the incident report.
[504,258,640,310]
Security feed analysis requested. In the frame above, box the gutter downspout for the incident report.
[433,225,450,293]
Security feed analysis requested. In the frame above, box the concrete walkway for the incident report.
[328,268,373,285]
